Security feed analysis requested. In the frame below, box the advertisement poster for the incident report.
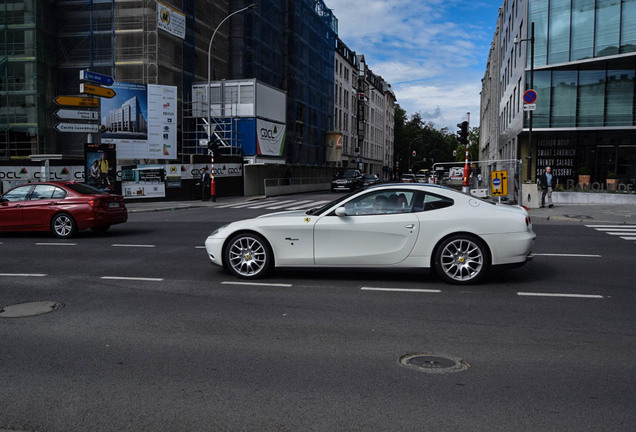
[85,143,117,192]
[256,119,286,156]
[121,165,166,199]
[101,82,177,159]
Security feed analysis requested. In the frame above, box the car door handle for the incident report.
[405,224,415,229]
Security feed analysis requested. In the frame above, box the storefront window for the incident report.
[578,69,605,127]
[606,70,635,126]
[551,71,577,127]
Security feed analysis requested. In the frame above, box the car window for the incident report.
[413,192,454,212]
[2,185,31,202]
[65,183,106,195]
[343,190,415,215]
[30,184,66,200]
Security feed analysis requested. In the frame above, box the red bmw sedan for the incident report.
[0,181,128,238]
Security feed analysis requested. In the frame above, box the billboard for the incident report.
[101,82,177,159]
[256,119,286,156]
[157,1,186,40]
[85,143,117,192]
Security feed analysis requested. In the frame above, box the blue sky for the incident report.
[325,0,501,131]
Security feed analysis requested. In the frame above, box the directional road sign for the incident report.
[54,96,99,108]
[55,123,99,133]
[80,83,116,98]
[55,109,98,121]
[79,70,115,86]
[491,170,508,196]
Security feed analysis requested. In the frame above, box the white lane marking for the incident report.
[518,292,604,299]
[620,237,636,240]
[195,246,206,249]
[112,244,156,248]
[286,200,330,210]
[101,276,164,282]
[361,287,442,293]
[222,281,292,287]
[595,228,636,232]
[586,225,636,228]
[266,200,314,209]
[532,253,601,257]
[247,200,295,209]
[0,273,47,277]
[35,242,77,246]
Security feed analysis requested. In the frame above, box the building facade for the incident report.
[482,0,636,191]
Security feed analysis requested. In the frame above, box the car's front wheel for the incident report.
[433,234,490,284]
[51,213,76,239]
[224,232,273,279]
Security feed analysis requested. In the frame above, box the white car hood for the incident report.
[256,210,310,219]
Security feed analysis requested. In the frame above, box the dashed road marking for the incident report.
[101,276,164,282]
[361,287,442,293]
[518,292,604,299]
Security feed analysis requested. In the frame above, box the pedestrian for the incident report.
[199,167,211,201]
[538,166,557,208]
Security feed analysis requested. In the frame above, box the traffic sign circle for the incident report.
[493,178,501,186]
[523,89,537,104]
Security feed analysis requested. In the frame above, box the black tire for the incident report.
[224,232,273,279]
[51,213,76,239]
[90,225,111,233]
[433,234,490,285]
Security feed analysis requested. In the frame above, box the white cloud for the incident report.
[326,0,499,129]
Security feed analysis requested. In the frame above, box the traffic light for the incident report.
[412,150,416,157]
[457,121,469,144]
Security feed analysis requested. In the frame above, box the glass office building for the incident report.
[489,0,636,188]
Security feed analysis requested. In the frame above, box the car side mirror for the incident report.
[335,207,347,217]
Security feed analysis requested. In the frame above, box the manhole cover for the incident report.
[0,301,64,318]
[399,353,469,374]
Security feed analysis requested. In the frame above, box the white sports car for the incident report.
[204,184,535,284]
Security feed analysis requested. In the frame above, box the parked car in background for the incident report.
[363,174,380,187]
[401,174,416,183]
[331,169,364,192]
[204,183,535,285]
[0,181,128,238]
[415,174,428,183]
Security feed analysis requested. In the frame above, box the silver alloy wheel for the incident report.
[51,213,75,238]
[437,237,485,283]
[226,234,270,278]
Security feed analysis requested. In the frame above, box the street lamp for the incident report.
[206,3,258,201]
[515,22,535,182]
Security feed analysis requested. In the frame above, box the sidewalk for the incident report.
[126,197,636,225]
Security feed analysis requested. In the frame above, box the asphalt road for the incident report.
[1,194,635,431]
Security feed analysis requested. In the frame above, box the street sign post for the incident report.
[54,96,99,108]
[54,109,98,120]
[55,123,99,133]
[79,70,115,86]
[80,83,116,98]
[523,89,537,104]
[491,170,508,196]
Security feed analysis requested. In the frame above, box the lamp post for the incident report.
[515,22,535,182]
[206,3,258,201]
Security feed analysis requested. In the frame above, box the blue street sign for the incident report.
[79,70,114,87]
[523,89,537,104]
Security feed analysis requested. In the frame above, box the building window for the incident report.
[595,0,620,57]
[571,0,595,61]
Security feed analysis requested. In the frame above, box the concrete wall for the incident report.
[244,164,339,196]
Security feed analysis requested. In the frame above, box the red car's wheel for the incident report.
[51,213,76,239]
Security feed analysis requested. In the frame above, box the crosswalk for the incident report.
[213,198,330,211]
[586,224,636,243]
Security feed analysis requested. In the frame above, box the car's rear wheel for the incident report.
[433,234,490,285]
[224,232,273,279]
[51,213,76,239]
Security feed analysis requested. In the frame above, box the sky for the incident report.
[325,0,502,131]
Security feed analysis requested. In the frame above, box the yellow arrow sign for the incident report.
[80,83,116,98]
[54,96,100,107]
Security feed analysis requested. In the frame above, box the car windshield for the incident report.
[305,192,354,215]
[335,170,358,179]
[66,183,108,195]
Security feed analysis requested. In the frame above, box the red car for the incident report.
[0,181,128,238]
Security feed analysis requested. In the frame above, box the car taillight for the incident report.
[89,198,106,208]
